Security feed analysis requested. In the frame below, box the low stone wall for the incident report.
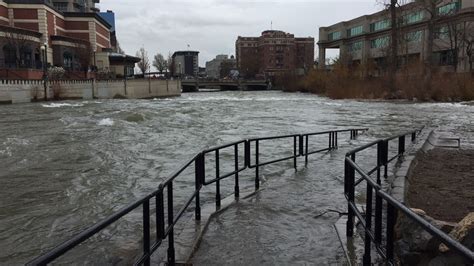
[0,79,181,103]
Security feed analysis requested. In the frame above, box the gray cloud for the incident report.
[101,0,381,70]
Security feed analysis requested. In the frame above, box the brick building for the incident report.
[236,30,314,78]
[0,0,130,79]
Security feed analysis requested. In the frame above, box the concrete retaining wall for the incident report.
[0,79,181,103]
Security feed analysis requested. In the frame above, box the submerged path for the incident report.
[190,140,373,265]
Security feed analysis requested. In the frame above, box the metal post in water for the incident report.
[255,140,260,191]
[346,155,356,237]
[167,183,175,266]
[386,203,397,263]
[143,199,150,266]
[293,136,297,170]
[363,185,372,266]
[156,186,165,240]
[335,132,338,148]
[234,144,240,198]
[215,150,221,208]
[194,154,203,220]
[305,135,309,166]
[399,136,405,155]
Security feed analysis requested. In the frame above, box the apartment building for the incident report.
[236,30,314,78]
[318,0,474,73]
[172,51,199,77]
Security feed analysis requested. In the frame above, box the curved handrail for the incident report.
[344,128,474,265]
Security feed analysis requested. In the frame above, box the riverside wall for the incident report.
[0,79,181,104]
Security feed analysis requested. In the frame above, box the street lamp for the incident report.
[93,47,97,74]
[122,54,127,95]
[41,43,48,101]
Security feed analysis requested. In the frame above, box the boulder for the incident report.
[439,212,474,253]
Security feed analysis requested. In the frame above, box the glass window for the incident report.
[3,44,16,68]
[404,11,424,24]
[370,20,390,32]
[406,30,423,42]
[347,25,363,37]
[438,2,460,15]
[435,26,449,39]
[371,36,390,48]
[328,31,341,41]
[349,41,363,52]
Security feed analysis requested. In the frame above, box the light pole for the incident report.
[41,43,48,101]
[122,54,127,95]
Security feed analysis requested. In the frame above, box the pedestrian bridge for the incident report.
[181,79,269,92]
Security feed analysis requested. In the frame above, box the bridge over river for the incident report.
[181,79,269,92]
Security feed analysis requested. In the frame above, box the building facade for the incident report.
[205,54,236,79]
[318,0,474,73]
[0,0,120,79]
[236,30,314,78]
[172,51,199,77]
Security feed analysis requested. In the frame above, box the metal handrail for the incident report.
[344,128,474,265]
[28,128,368,266]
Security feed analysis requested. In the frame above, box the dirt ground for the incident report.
[406,148,474,223]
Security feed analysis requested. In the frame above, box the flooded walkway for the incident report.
[190,140,372,265]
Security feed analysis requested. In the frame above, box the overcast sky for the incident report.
[100,0,383,69]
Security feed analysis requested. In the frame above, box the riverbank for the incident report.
[280,68,474,102]
[406,148,474,222]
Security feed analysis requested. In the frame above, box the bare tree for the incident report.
[73,43,93,78]
[3,31,35,68]
[167,52,174,77]
[464,22,474,72]
[136,47,150,76]
[152,53,167,74]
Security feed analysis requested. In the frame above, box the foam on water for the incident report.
[97,118,114,126]
[42,103,84,108]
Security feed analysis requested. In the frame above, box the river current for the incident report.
[0,91,473,265]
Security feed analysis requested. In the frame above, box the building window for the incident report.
[19,46,32,68]
[406,30,422,42]
[435,26,450,39]
[53,2,68,12]
[370,36,390,48]
[436,50,456,65]
[404,11,423,24]
[3,44,17,68]
[370,19,390,32]
[438,1,460,15]
[347,25,363,37]
[328,31,341,41]
[349,41,363,52]
[63,52,73,69]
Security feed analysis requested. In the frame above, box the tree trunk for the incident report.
[423,0,436,94]
[389,0,398,95]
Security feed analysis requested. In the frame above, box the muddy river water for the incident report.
[0,91,472,265]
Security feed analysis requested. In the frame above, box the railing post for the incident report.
[156,185,165,241]
[293,135,297,170]
[299,135,304,157]
[399,135,405,155]
[411,131,416,142]
[245,140,250,168]
[234,144,240,198]
[335,132,338,149]
[329,132,332,149]
[363,185,373,266]
[305,135,309,166]
[215,150,221,208]
[386,203,398,263]
[167,183,175,266]
[255,140,260,191]
[194,153,203,220]
[383,140,388,178]
[346,155,355,237]
[143,199,150,266]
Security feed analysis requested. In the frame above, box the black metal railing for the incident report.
[28,128,368,266]
[345,129,474,265]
